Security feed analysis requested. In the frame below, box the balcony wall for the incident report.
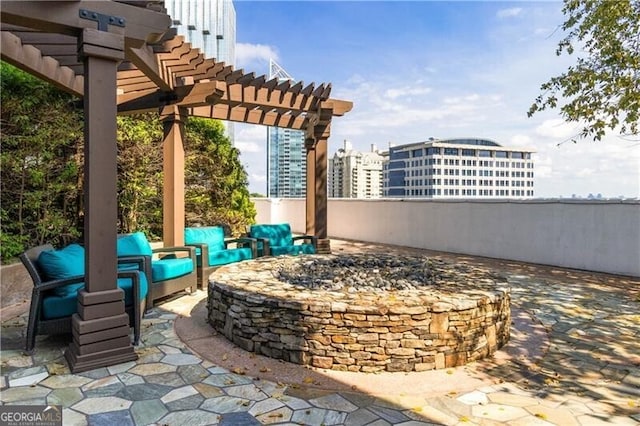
[253,198,640,277]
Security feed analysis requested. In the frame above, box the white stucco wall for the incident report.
[252,198,640,277]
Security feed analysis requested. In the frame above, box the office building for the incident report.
[165,0,236,140]
[329,140,384,198]
[266,60,306,198]
[383,138,535,198]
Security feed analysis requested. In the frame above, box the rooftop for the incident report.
[2,239,639,425]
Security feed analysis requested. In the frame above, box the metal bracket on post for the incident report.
[79,9,126,31]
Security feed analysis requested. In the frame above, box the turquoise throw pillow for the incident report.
[185,227,225,252]
[37,244,86,297]
[117,232,153,257]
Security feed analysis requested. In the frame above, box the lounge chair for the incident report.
[19,243,147,353]
[117,232,197,308]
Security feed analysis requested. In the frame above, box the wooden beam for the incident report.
[190,105,311,129]
[1,31,83,96]
[1,1,171,47]
[127,43,172,91]
[320,99,353,116]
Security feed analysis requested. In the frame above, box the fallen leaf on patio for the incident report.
[232,367,246,375]
[259,367,271,373]
[459,416,470,422]
[222,354,228,361]
[446,370,454,375]
[224,379,236,385]
[628,400,637,408]
[303,377,315,384]
[411,407,422,412]
[268,413,284,418]
[534,413,548,420]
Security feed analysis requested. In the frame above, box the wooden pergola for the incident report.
[1,1,352,372]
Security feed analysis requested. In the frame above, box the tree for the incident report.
[1,62,255,261]
[184,117,256,236]
[1,62,83,260]
[528,0,640,141]
[117,114,164,237]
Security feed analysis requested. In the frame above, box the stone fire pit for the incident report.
[207,254,511,372]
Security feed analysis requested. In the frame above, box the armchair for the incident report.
[19,243,147,353]
[184,226,256,289]
[247,223,316,257]
[117,232,196,308]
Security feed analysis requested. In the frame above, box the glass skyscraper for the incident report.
[164,0,235,64]
[267,60,306,198]
[164,0,236,140]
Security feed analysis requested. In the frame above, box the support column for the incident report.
[160,106,187,247]
[65,28,137,373]
[305,138,316,237]
[314,136,330,253]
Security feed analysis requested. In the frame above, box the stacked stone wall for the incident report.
[207,257,511,372]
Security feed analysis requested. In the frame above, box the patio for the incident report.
[1,239,639,425]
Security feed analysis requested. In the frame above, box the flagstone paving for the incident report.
[1,240,639,425]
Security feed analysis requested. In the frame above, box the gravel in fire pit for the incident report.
[274,253,507,292]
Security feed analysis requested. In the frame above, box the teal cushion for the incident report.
[42,290,79,319]
[117,232,153,257]
[208,247,252,266]
[271,244,316,256]
[117,272,149,305]
[37,244,85,297]
[151,257,193,282]
[250,224,293,248]
[185,227,225,252]
[42,271,147,320]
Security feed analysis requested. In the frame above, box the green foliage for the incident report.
[528,0,640,141]
[1,62,83,259]
[1,63,255,261]
[184,117,256,236]
[117,114,163,237]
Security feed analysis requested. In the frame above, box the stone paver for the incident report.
[1,240,639,425]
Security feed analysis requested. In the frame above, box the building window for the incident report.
[496,151,507,158]
[444,148,459,156]
[462,149,475,156]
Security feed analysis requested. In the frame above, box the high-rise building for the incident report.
[266,60,306,198]
[383,138,535,198]
[329,140,384,198]
[164,0,236,140]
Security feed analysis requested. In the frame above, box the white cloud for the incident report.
[236,43,279,69]
[384,86,432,99]
[496,7,523,19]
[535,119,580,140]
[250,173,266,183]
[235,141,262,153]
[510,134,532,147]
[235,124,267,154]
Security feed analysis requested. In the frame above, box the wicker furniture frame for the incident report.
[19,244,145,354]
[117,234,197,308]
[186,237,257,289]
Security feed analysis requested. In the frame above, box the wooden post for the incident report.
[314,135,330,253]
[65,28,137,373]
[160,106,187,247]
[305,137,316,236]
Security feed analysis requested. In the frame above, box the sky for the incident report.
[232,1,639,198]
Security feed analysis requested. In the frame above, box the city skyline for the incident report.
[232,1,639,198]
